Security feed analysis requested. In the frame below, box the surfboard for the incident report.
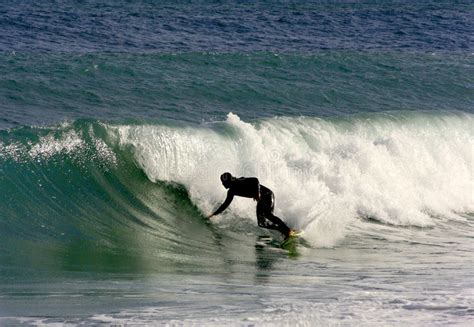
[288,230,304,237]
[256,236,282,249]
[280,230,307,255]
[281,230,303,246]
[256,230,304,255]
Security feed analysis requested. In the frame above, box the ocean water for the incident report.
[0,1,473,326]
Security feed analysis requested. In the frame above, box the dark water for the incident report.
[0,1,473,325]
[1,1,472,53]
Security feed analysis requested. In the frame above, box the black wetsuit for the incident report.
[212,177,290,236]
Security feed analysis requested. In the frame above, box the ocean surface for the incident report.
[0,1,473,325]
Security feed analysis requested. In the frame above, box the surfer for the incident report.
[208,172,295,239]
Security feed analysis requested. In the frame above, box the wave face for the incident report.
[2,111,470,260]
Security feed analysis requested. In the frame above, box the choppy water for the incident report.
[0,1,473,325]
[1,0,472,53]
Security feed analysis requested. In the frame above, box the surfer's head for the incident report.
[220,172,234,189]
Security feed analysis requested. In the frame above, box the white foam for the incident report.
[29,130,85,159]
[1,127,117,165]
[109,112,474,247]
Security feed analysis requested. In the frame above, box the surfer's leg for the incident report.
[256,193,290,236]
[265,212,290,236]
[256,199,271,228]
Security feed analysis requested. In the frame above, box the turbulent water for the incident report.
[1,1,473,326]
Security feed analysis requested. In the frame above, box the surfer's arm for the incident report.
[254,179,261,201]
[210,191,234,217]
